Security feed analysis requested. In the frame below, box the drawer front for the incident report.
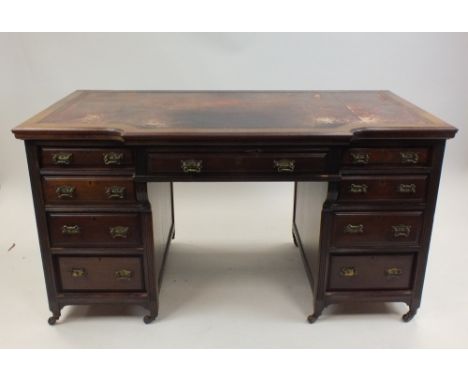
[343,148,429,166]
[42,176,135,204]
[328,254,414,290]
[48,213,141,247]
[147,152,328,175]
[339,175,428,201]
[41,148,133,168]
[58,256,144,291]
[331,212,423,248]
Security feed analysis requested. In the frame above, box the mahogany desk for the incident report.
[12,91,457,324]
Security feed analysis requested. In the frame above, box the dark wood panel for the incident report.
[41,147,133,168]
[58,256,144,291]
[328,254,414,290]
[331,211,423,248]
[42,176,135,204]
[48,213,141,248]
[338,175,428,202]
[147,152,328,176]
[343,148,430,166]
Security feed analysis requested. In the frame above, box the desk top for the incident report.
[13,91,457,142]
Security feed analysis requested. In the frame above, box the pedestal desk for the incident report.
[12,91,457,324]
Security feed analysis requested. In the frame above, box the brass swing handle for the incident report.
[56,185,76,199]
[103,152,123,165]
[273,159,295,173]
[344,224,364,234]
[398,183,416,194]
[110,226,129,239]
[62,225,81,235]
[392,224,411,238]
[115,269,133,280]
[52,152,73,165]
[350,152,369,165]
[400,152,419,164]
[71,268,86,278]
[340,267,357,277]
[105,185,126,199]
[349,183,368,193]
[386,267,403,277]
[181,159,202,173]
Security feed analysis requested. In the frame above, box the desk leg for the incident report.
[293,181,329,323]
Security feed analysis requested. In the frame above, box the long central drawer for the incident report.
[147,151,329,176]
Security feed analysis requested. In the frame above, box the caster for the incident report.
[402,308,418,322]
[143,314,157,324]
[307,314,320,324]
[48,314,60,325]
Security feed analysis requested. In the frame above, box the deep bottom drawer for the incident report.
[58,256,144,291]
[328,254,414,291]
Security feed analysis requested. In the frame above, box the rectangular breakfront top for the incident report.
[12,90,457,142]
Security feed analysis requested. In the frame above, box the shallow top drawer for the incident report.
[41,148,133,168]
[147,151,329,176]
[343,148,430,166]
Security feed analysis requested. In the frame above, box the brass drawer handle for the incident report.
[273,159,295,172]
[386,267,403,278]
[109,226,129,239]
[344,224,364,234]
[181,159,202,173]
[398,183,416,194]
[105,185,126,199]
[349,183,368,194]
[350,152,369,164]
[103,152,123,165]
[56,185,76,199]
[400,151,419,164]
[52,152,73,165]
[115,269,133,280]
[71,268,86,278]
[61,225,81,235]
[392,224,411,238]
[340,267,358,277]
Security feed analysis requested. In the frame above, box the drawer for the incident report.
[57,256,144,291]
[41,148,133,168]
[328,254,414,290]
[343,148,429,166]
[339,175,428,201]
[48,213,141,248]
[147,152,329,176]
[330,211,423,248]
[42,176,135,204]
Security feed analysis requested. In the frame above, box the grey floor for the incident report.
[1,175,467,348]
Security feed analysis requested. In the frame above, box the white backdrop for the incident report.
[0,33,467,348]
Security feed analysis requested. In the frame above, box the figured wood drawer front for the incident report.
[48,213,141,248]
[339,175,428,201]
[331,212,423,248]
[58,256,144,291]
[343,148,429,166]
[147,152,328,175]
[42,176,135,204]
[41,148,133,168]
[328,254,414,290]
